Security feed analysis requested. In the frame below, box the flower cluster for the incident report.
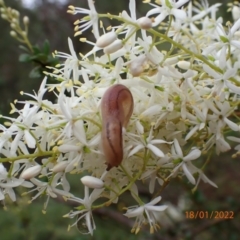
[1,0,240,235]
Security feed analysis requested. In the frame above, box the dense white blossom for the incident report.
[0,0,240,235]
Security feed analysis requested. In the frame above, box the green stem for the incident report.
[0,151,54,163]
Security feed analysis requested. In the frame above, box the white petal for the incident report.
[230,40,240,49]
[124,206,144,218]
[136,121,144,134]
[58,144,80,153]
[21,181,34,188]
[183,149,201,161]
[227,136,240,143]
[182,164,196,184]
[200,172,218,188]
[147,144,164,157]
[0,190,4,200]
[173,138,183,157]
[0,163,7,174]
[146,205,168,212]
[175,0,190,8]
[128,144,144,157]
[171,9,186,20]
[7,188,16,201]
[68,37,77,58]
[151,139,172,144]
[73,120,87,145]
[225,80,240,94]
[129,0,136,19]
[146,8,161,17]
[230,17,240,35]
[147,196,161,206]
[62,174,71,192]
[24,130,36,149]
[0,178,24,188]
[185,125,198,141]
[224,117,239,131]
[152,12,167,26]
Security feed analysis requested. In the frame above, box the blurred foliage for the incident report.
[0,0,240,239]
[18,40,59,78]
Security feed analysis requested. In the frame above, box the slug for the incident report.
[101,84,133,170]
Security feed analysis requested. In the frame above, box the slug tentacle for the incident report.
[101,84,133,169]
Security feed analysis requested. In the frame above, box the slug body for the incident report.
[101,84,133,170]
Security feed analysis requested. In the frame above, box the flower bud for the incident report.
[21,165,41,180]
[81,176,104,189]
[137,17,152,29]
[104,39,123,54]
[232,6,240,22]
[10,31,17,37]
[1,14,7,20]
[58,144,80,153]
[177,60,190,70]
[12,9,19,18]
[23,16,29,25]
[10,23,16,29]
[96,32,117,48]
[52,161,68,172]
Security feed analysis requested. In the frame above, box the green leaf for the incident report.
[29,66,42,78]
[19,53,31,62]
[19,45,30,52]
[30,53,48,62]
[32,45,41,54]
[43,40,50,55]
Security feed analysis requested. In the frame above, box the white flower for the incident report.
[185,103,208,141]
[206,99,239,138]
[124,196,168,234]
[50,38,80,82]
[146,0,189,26]
[64,184,104,235]
[128,127,171,158]
[168,139,201,185]
[202,19,240,69]
[119,0,151,48]
[0,163,32,201]
[1,0,240,234]
[68,0,99,39]
[22,174,72,213]
[204,62,240,96]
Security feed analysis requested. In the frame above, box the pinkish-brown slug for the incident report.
[101,84,133,170]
